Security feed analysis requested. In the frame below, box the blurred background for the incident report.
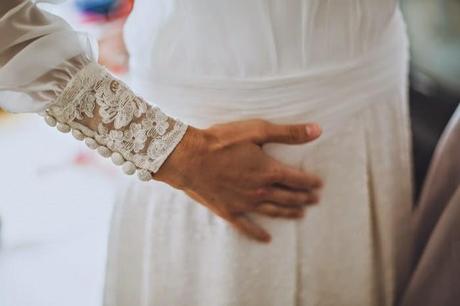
[0,1,458,306]
[402,0,460,197]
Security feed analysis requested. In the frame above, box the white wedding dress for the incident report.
[104,1,413,306]
[0,1,414,305]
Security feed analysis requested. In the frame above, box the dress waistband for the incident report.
[130,10,408,130]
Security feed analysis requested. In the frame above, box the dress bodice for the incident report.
[124,0,398,79]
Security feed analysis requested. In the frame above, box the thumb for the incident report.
[256,122,322,145]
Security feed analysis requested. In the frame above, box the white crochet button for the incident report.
[84,137,99,149]
[71,129,85,141]
[97,146,112,158]
[44,115,57,127]
[56,123,71,133]
[137,169,152,181]
[122,161,136,175]
[111,152,125,165]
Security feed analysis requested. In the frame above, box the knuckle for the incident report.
[260,120,273,134]
[254,187,270,198]
[250,119,268,133]
[288,126,303,141]
[256,126,266,138]
[257,122,270,138]
[251,118,264,125]
[253,118,268,126]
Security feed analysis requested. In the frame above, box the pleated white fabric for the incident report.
[104,1,414,305]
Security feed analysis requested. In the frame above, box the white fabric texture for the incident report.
[104,1,414,306]
[0,0,188,176]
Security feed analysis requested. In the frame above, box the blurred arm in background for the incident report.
[402,0,460,198]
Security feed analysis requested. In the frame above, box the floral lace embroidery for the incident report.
[44,62,188,178]
[95,80,147,129]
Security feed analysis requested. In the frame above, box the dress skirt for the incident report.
[103,9,413,306]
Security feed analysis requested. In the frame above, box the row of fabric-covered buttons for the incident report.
[44,114,153,182]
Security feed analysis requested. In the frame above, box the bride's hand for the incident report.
[155,119,323,243]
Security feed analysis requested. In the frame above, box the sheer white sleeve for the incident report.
[0,0,188,180]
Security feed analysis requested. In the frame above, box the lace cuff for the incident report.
[42,62,188,181]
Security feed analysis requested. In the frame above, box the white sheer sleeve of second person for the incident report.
[0,0,188,180]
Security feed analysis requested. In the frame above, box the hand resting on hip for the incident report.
[155,119,323,243]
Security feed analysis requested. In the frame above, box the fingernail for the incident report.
[316,179,324,188]
[306,124,321,136]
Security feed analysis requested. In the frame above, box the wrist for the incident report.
[153,126,211,189]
